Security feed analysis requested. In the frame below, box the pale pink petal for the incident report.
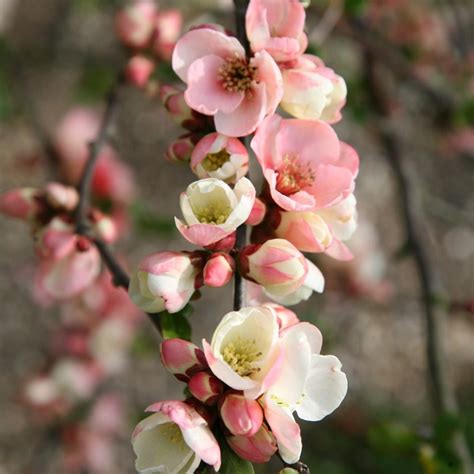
[173,28,245,82]
[175,218,231,247]
[339,142,360,178]
[325,238,354,261]
[296,354,348,422]
[214,82,267,137]
[252,50,283,115]
[250,114,282,169]
[303,259,325,293]
[185,55,244,115]
[264,400,302,464]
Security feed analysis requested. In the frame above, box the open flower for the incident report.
[129,252,199,313]
[251,115,358,211]
[132,401,221,473]
[175,177,255,247]
[191,132,249,183]
[246,0,308,62]
[264,322,347,463]
[172,27,283,137]
[281,55,347,123]
[203,306,281,399]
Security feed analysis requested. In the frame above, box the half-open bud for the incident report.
[160,338,208,382]
[44,183,79,211]
[220,393,263,437]
[165,133,201,164]
[203,253,235,288]
[227,424,277,463]
[115,0,157,49]
[188,372,224,405]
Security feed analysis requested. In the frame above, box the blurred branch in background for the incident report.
[364,50,472,474]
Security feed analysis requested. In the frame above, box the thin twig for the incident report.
[364,51,472,474]
[74,73,125,234]
[92,237,130,289]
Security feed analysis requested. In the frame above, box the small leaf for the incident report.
[280,469,299,474]
[160,310,192,341]
[219,439,255,474]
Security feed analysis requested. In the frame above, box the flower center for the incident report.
[194,202,232,225]
[276,154,315,195]
[160,423,183,444]
[222,337,263,377]
[219,55,257,93]
[202,149,231,172]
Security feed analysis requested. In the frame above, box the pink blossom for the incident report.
[203,253,235,288]
[129,252,200,313]
[172,27,283,137]
[246,0,308,62]
[219,393,263,437]
[125,55,155,88]
[133,400,221,472]
[44,183,79,211]
[191,132,249,184]
[281,55,347,122]
[0,187,41,221]
[227,424,277,463]
[239,239,308,297]
[153,9,182,61]
[165,132,201,164]
[176,177,255,247]
[115,0,157,49]
[54,108,135,204]
[160,338,208,382]
[188,372,224,405]
[251,114,358,211]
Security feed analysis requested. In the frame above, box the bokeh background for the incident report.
[0,0,473,472]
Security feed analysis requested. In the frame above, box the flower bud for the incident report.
[274,210,333,253]
[245,198,266,226]
[188,372,224,405]
[239,239,308,297]
[203,253,235,288]
[44,183,79,211]
[204,232,236,253]
[227,424,277,463]
[153,9,182,61]
[165,133,201,164]
[160,338,208,382]
[191,133,249,184]
[125,55,155,88]
[0,188,41,220]
[115,0,156,49]
[89,210,118,243]
[129,252,199,313]
[220,393,263,437]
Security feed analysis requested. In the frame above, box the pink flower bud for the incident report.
[129,252,200,313]
[227,424,277,463]
[0,188,41,220]
[220,393,263,437]
[204,231,236,253]
[188,372,224,405]
[115,0,157,49]
[245,197,266,226]
[44,183,79,211]
[191,133,249,184]
[160,338,208,382]
[165,133,201,164]
[153,9,182,61]
[239,239,308,297]
[89,210,118,243]
[274,210,333,253]
[125,55,155,88]
[203,253,235,288]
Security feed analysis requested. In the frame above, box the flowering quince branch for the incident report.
[364,52,472,474]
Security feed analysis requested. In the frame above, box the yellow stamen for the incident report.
[202,149,230,172]
[222,337,263,377]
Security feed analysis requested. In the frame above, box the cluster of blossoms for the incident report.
[21,270,142,472]
[133,306,347,470]
[128,0,359,471]
[115,0,183,88]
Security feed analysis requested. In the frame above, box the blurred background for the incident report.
[0,0,473,472]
